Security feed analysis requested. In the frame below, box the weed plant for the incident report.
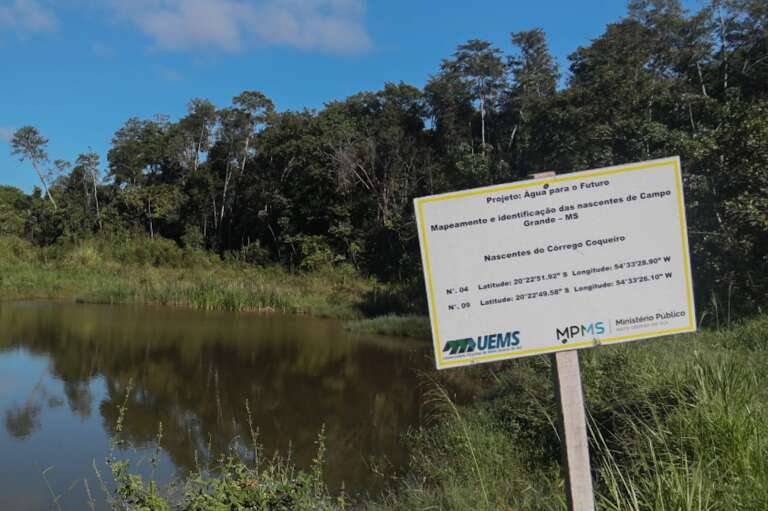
[95,383,349,511]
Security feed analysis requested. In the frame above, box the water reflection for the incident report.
[4,403,42,439]
[0,301,431,509]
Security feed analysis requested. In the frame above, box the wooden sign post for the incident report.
[530,171,595,511]
[554,350,595,511]
[414,157,695,511]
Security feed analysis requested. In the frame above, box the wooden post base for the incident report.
[553,350,595,511]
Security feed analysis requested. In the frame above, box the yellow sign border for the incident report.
[415,157,696,369]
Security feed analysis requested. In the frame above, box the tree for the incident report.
[509,28,559,98]
[10,126,58,210]
[108,118,166,188]
[321,82,432,278]
[504,28,560,172]
[175,99,217,174]
[120,184,182,239]
[441,40,506,147]
[707,0,768,100]
[566,17,680,166]
[74,151,103,230]
[424,69,475,172]
[215,91,274,231]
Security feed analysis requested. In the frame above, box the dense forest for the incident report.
[3,0,767,317]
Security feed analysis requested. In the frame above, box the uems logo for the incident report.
[443,331,521,355]
[555,322,605,344]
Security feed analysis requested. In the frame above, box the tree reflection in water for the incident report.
[4,403,42,439]
[0,301,430,496]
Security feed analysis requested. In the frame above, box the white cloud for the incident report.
[110,0,370,54]
[0,0,57,34]
[0,127,15,143]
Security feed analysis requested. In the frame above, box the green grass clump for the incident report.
[592,323,768,510]
[105,436,349,511]
[344,314,431,339]
[98,387,350,511]
[371,315,768,511]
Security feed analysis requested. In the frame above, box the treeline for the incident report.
[3,0,767,317]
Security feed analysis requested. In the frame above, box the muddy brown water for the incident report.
[0,301,432,510]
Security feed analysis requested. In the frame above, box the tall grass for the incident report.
[372,315,768,510]
[594,345,767,511]
[0,235,373,319]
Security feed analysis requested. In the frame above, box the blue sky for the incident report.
[1,0,705,192]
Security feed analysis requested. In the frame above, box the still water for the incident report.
[0,301,431,510]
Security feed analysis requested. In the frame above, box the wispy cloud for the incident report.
[0,0,57,34]
[110,0,371,54]
[0,126,15,143]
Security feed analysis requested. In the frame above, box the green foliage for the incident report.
[176,455,346,511]
[289,234,345,271]
[0,186,29,236]
[593,333,768,510]
[103,388,348,511]
[61,241,106,267]
[180,225,204,250]
[0,235,36,265]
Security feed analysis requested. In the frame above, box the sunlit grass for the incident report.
[0,235,370,319]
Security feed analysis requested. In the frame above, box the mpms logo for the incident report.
[555,322,605,344]
[443,331,521,355]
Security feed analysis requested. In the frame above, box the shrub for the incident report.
[0,236,36,265]
[61,241,104,267]
[106,236,186,267]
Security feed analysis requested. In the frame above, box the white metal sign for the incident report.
[414,157,696,370]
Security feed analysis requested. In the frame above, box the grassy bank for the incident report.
[369,314,768,510]
[0,236,380,319]
[344,314,431,339]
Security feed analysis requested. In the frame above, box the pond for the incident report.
[0,301,432,510]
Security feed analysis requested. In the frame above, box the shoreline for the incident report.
[1,237,428,338]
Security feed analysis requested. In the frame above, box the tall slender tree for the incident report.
[11,126,58,210]
[442,40,506,147]
[216,91,274,229]
[74,151,102,230]
[505,28,559,171]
